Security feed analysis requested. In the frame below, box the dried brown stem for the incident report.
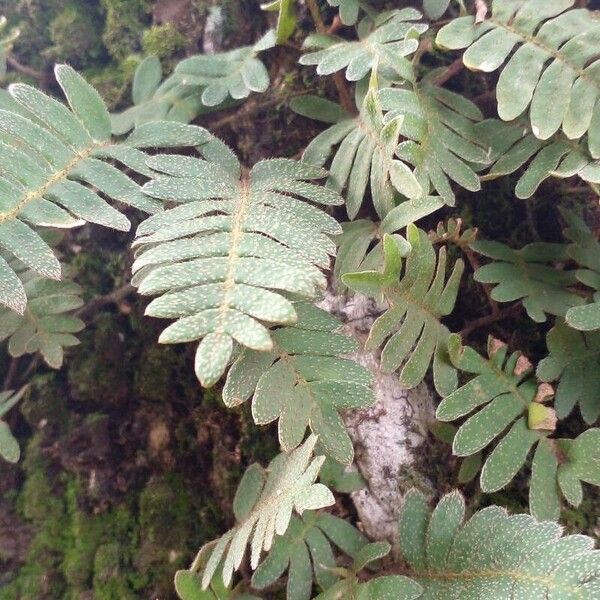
[75,284,135,320]
[460,304,521,338]
[7,55,43,81]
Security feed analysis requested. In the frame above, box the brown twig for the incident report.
[75,284,135,320]
[460,304,521,338]
[6,55,43,81]
[432,58,464,86]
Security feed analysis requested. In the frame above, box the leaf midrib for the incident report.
[0,141,108,224]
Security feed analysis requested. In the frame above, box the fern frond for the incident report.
[399,488,600,598]
[478,118,600,198]
[111,33,273,134]
[0,64,186,314]
[223,302,374,464]
[314,541,423,600]
[343,227,464,396]
[537,322,600,424]
[0,387,26,463]
[437,1,600,154]
[197,435,334,588]
[0,261,84,368]
[133,149,342,387]
[293,88,423,219]
[299,8,427,82]
[437,335,546,493]
[530,430,600,521]
[471,239,585,323]
[252,512,367,599]
[380,77,491,205]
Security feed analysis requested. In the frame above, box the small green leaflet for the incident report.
[196,436,334,589]
[252,512,367,600]
[343,227,464,397]
[472,239,585,323]
[0,387,26,463]
[134,143,343,387]
[0,262,84,368]
[399,489,600,598]
[261,0,296,44]
[223,302,374,465]
[300,8,427,83]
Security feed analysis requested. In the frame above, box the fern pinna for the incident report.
[1,1,600,599]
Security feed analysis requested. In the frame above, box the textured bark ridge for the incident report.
[319,292,436,542]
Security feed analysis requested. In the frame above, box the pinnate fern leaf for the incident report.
[472,239,585,323]
[223,302,374,464]
[252,512,367,599]
[379,78,491,205]
[343,226,464,397]
[399,488,600,598]
[537,322,600,424]
[300,8,426,82]
[437,335,546,493]
[0,261,83,368]
[198,435,334,589]
[0,64,180,313]
[437,0,600,153]
[133,143,342,387]
[293,85,423,220]
[111,34,273,134]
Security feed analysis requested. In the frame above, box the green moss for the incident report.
[45,3,104,68]
[142,23,186,59]
[101,0,151,61]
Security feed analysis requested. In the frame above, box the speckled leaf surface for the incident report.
[398,489,600,599]
[197,436,334,589]
[135,146,343,387]
[223,303,373,464]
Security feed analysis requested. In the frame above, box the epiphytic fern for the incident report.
[251,511,367,600]
[437,335,548,494]
[0,259,83,368]
[223,302,374,464]
[0,64,192,314]
[537,322,600,424]
[379,76,491,205]
[398,489,600,599]
[133,148,342,387]
[436,1,600,153]
[530,430,600,521]
[196,435,334,588]
[471,239,585,323]
[300,8,427,83]
[343,226,464,397]
[293,82,423,220]
[111,33,273,134]
[0,387,26,463]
